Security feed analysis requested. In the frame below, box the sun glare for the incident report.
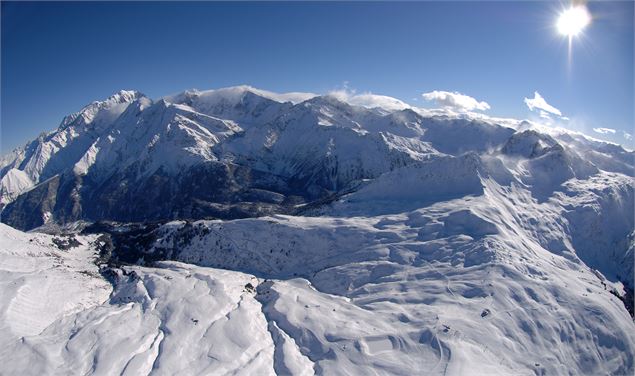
[557,6,591,37]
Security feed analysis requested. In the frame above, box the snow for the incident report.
[0,85,629,211]
[72,142,99,176]
[3,199,633,374]
[151,173,633,374]
[0,168,33,207]
[336,153,485,213]
[6,173,630,374]
[0,224,111,339]
[0,233,632,376]
[164,85,317,106]
[0,225,275,375]
[3,264,276,375]
[328,90,412,112]
[0,86,634,374]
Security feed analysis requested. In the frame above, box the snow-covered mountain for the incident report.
[1,86,634,374]
[0,87,437,228]
[3,86,630,230]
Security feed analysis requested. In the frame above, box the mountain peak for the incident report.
[59,90,146,130]
[85,89,146,109]
[108,89,145,103]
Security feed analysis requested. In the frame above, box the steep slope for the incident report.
[0,90,145,213]
[0,87,443,229]
[1,90,144,185]
[0,86,515,229]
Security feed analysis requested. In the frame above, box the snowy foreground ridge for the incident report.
[0,86,634,375]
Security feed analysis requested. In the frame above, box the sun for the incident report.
[557,6,591,37]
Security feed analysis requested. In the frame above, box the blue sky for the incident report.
[1,1,633,152]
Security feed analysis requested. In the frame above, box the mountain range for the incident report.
[0,86,633,374]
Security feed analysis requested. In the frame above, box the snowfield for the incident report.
[1,198,634,374]
[0,224,273,375]
[0,86,634,375]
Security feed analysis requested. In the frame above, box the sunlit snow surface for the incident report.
[0,225,274,375]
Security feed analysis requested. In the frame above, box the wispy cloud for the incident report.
[623,131,633,140]
[593,127,616,135]
[524,91,562,117]
[328,88,411,111]
[539,110,552,119]
[421,90,490,112]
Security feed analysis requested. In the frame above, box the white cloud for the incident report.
[623,131,633,140]
[539,110,552,119]
[185,85,317,105]
[421,90,490,112]
[328,89,411,111]
[593,127,616,135]
[524,91,562,117]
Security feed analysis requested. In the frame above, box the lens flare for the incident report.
[557,6,591,37]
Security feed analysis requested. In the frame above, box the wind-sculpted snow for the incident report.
[3,179,634,375]
[83,169,634,373]
[0,224,279,375]
[0,224,111,348]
